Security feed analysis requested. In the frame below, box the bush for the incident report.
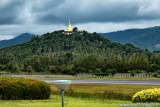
[132,88,160,103]
[128,70,145,74]
[153,70,160,77]
[0,77,51,100]
[105,69,117,75]
[94,68,102,73]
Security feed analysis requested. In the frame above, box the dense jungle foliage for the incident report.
[0,29,160,75]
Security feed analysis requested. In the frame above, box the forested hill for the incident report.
[0,31,145,63]
[0,33,33,49]
[99,26,160,51]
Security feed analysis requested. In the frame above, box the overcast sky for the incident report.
[0,0,160,40]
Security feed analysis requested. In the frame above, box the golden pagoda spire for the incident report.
[67,19,72,31]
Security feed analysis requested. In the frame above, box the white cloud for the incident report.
[75,19,160,33]
[137,0,160,18]
[0,35,14,40]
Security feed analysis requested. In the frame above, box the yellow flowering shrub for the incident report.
[132,88,160,103]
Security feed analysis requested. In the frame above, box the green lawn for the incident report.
[0,95,130,107]
[1,78,159,107]
[50,83,160,101]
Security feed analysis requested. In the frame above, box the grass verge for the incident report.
[50,83,160,101]
[1,81,160,106]
[0,95,130,107]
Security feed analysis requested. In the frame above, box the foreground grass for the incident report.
[1,79,160,106]
[67,84,160,94]
[50,83,160,101]
[0,95,130,107]
[0,83,159,107]
[51,83,160,94]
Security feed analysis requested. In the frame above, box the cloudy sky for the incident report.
[0,0,160,40]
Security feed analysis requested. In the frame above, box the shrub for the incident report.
[0,77,51,100]
[153,70,160,77]
[128,70,145,74]
[132,88,160,103]
[94,68,102,73]
[105,69,117,75]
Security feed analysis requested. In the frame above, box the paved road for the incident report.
[39,79,160,85]
[1,75,160,85]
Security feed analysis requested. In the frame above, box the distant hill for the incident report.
[0,31,144,63]
[99,26,160,51]
[0,33,33,49]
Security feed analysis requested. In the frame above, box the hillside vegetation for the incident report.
[0,30,160,75]
[0,31,143,64]
[100,26,160,51]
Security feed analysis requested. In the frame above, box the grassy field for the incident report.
[50,83,160,101]
[0,95,130,107]
[1,79,160,107]
[1,83,160,107]
[51,83,160,95]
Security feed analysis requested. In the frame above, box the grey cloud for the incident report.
[1,0,160,40]
[28,0,67,24]
[31,0,160,25]
[0,0,25,25]
[1,0,160,25]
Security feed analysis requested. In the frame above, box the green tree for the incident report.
[31,36,40,42]
[73,27,78,32]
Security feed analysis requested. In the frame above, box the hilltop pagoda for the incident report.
[64,20,83,34]
[64,20,73,34]
[67,20,72,31]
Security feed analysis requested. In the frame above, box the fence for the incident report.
[0,73,157,78]
[113,73,132,77]
[75,73,154,77]
[75,74,96,77]
[134,73,152,77]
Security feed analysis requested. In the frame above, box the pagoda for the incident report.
[64,20,73,33]
[63,20,83,34]
[67,20,72,31]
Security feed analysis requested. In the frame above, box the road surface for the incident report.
[39,79,160,85]
[1,75,160,85]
